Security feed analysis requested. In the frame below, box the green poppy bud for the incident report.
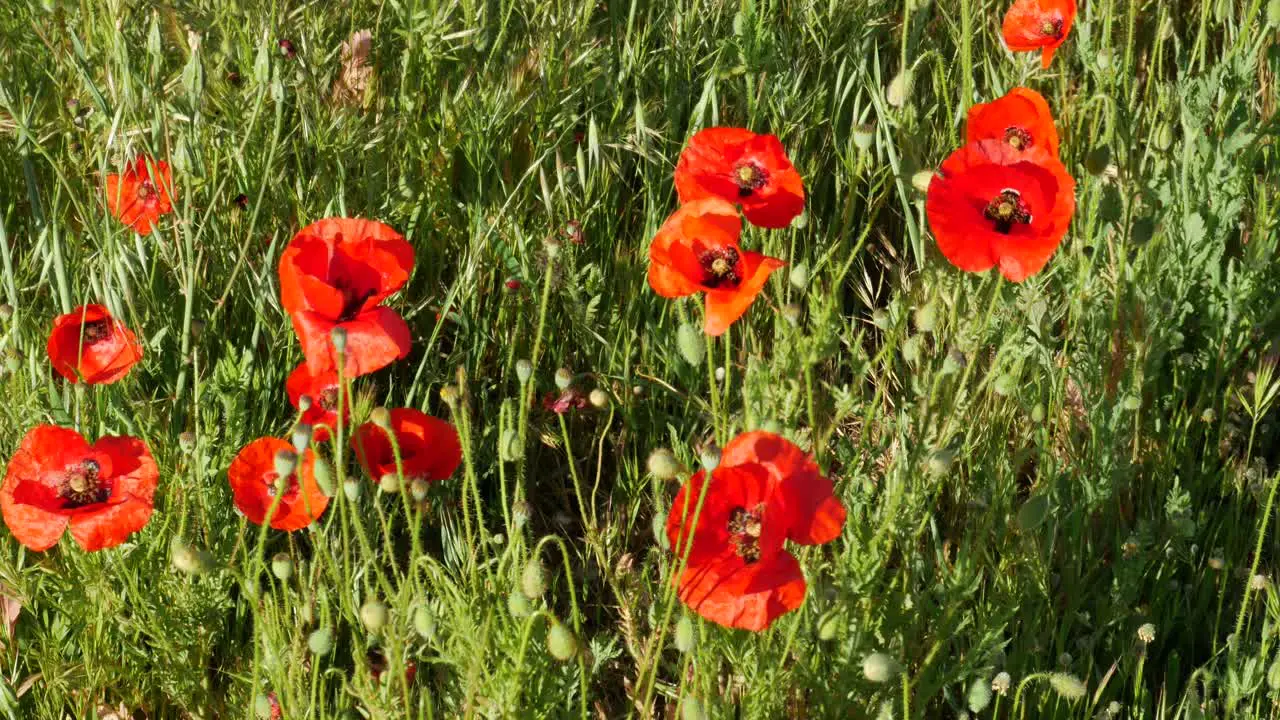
[291,424,312,454]
[1085,145,1112,177]
[508,590,533,618]
[369,407,391,429]
[967,678,993,712]
[1048,672,1087,701]
[253,694,274,719]
[589,389,609,408]
[308,627,333,656]
[313,456,335,497]
[273,449,297,479]
[911,170,934,194]
[330,326,348,353]
[378,473,400,494]
[516,359,533,384]
[681,698,707,720]
[342,478,362,502]
[853,123,876,151]
[647,449,680,480]
[862,653,898,683]
[360,600,388,632]
[887,70,912,108]
[789,262,810,290]
[674,615,697,653]
[414,605,437,640]
[676,323,705,367]
[521,559,547,599]
[913,303,936,333]
[271,552,293,581]
[547,621,578,661]
[410,478,429,501]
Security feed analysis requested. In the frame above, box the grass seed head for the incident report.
[1049,672,1087,701]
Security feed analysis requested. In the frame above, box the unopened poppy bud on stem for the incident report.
[862,653,898,683]
[370,407,391,429]
[378,473,400,493]
[308,627,333,655]
[170,537,212,574]
[329,326,348,353]
[273,449,297,479]
[554,368,572,390]
[410,478,429,501]
[297,394,314,412]
[674,615,697,653]
[699,445,720,472]
[440,385,460,405]
[508,590,533,618]
[291,424,312,453]
[521,558,547,599]
[515,359,533,384]
[342,478,362,502]
[676,324,705,367]
[911,170,934,194]
[312,456,335,496]
[887,70,912,108]
[588,389,609,408]
[647,449,681,480]
[360,600,388,632]
[547,621,578,661]
[271,552,293,581]
[853,123,876,151]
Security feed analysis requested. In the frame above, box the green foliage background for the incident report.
[0,0,1279,717]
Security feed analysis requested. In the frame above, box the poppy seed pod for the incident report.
[676,324,705,367]
[271,552,293,581]
[554,368,572,390]
[515,359,533,384]
[273,449,297,479]
[521,559,547,599]
[547,621,578,661]
[674,615,697,653]
[853,123,876,151]
[1049,672,1087,701]
[862,653,898,683]
[369,407,391,429]
[647,449,681,480]
[308,627,333,655]
[360,600,388,632]
[291,424,312,454]
[507,590,533,618]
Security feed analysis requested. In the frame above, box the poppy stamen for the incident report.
[82,319,111,344]
[136,181,154,201]
[727,504,765,564]
[319,387,339,412]
[733,162,769,198]
[698,247,742,289]
[1004,127,1033,150]
[1040,18,1064,38]
[983,189,1033,234]
[60,459,108,507]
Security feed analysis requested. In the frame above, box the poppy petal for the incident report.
[965,87,1060,157]
[677,551,807,631]
[0,473,68,551]
[648,199,743,299]
[702,251,784,336]
[720,431,845,545]
[67,498,154,551]
[292,307,412,378]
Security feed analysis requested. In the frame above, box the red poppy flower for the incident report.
[227,438,329,531]
[279,217,414,378]
[285,363,347,443]
[543,389,588,415]
[674,128,805,229]
[0,425,158,552]
[46,304,143,385]
[105,157,175,236]
[966,87,1060,157]
[665,431,845,631]
[351,408,461,484]
[925,140,1076,282]
[1002,0,1077,69]
[648,199,785,337]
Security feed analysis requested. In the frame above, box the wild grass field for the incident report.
[0,0,1278,717]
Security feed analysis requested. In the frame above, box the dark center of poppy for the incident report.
[726,504,765,564]
[334,282,375,322]
[698,246,742,289]
[262,471,300,501]
[82,319,111,344]
[1041,18,1064,38]
[318,387,339,412]
[137,181,154,201]
[60,459,107,507]
[733,162,769,198]
[983,189,1033,234]
[1004,126,1033,150]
